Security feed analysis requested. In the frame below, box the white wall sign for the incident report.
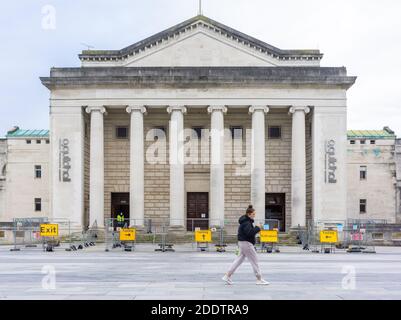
[325,140,337,184]
[59,138,71,182]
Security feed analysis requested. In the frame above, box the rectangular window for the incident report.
[192,127,204,139]
[370,140,376,145]
[116,126,128,139]
[35,165,42,179]
[26,140,31,144]
[34,198,42,212]
[230,126,243,139]
[350,140,356,145]
[46,140,50,144]
[268,126,282,139]
[360,140,366,145]
[36,140,41,144]
[360,199,367,214]
[360,166,367,180]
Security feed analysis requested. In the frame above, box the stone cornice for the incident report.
[40,67,357,90]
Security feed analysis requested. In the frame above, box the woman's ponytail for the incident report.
[246,205,255,215]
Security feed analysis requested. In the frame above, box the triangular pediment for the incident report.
[80,15,322,67]
[125,30,278,67]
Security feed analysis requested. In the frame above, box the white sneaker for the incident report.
[256,279,270,285]
[222,274,234,285]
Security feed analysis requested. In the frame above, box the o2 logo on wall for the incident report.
[59,139,71,182]
[325,140,337,184]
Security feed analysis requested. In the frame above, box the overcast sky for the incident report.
[0,0,400,137]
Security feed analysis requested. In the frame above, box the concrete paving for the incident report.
[0,244,401,300]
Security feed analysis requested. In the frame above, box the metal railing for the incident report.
[2,217,401,254]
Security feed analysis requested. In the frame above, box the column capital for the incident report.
[85,106,107,115]
[249,105,270,114]
[207,105,227,114]
[289,106,311,115]
[126,105,147,115]
[167,105,187,114]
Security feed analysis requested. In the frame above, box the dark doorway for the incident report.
[265,193,286,232]
[187,192,209,231]
[111,193,130,227]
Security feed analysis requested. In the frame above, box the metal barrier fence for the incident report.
[104,218,225,252]
[0,218,97,252]
[306,220,347,253]
[3,217,401,254]
[305,219,401,253]
[103,218,281,253]
[257,220,280,253]
[342,219,390,253]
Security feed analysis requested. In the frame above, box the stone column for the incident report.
[249,106,269,222]
[126,106,147,227]
[167,106,187,227]
[208,106,227,226]
[85,106,107,228]
[289,106,310,228]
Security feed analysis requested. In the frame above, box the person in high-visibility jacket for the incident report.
[116,212,125,228]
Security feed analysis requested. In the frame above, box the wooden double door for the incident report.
[186,192,209,231]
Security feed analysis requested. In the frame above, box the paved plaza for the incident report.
[0,244,401,300]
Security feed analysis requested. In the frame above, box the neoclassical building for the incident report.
[40,15,356,231]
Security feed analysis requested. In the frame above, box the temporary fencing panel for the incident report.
[306,220,346,253]
[257,219,280,253]
[343,219,381,253]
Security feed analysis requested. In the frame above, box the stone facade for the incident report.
[394,138,401,222]
[1,134,50,221]
[86,107,312,230]
[0,139,6,219]
[347,129,398,223]
[39,15,355,231]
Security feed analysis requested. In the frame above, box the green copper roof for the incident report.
[6,129,49,138]
[347,129,396,139]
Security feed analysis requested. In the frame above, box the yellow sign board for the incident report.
[120,228,136,241]
[195,230,212,243]
[40,224,59,237]
[320,230,338,243]
[260,230,278,243]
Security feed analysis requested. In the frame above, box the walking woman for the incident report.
[222,205,269,285]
